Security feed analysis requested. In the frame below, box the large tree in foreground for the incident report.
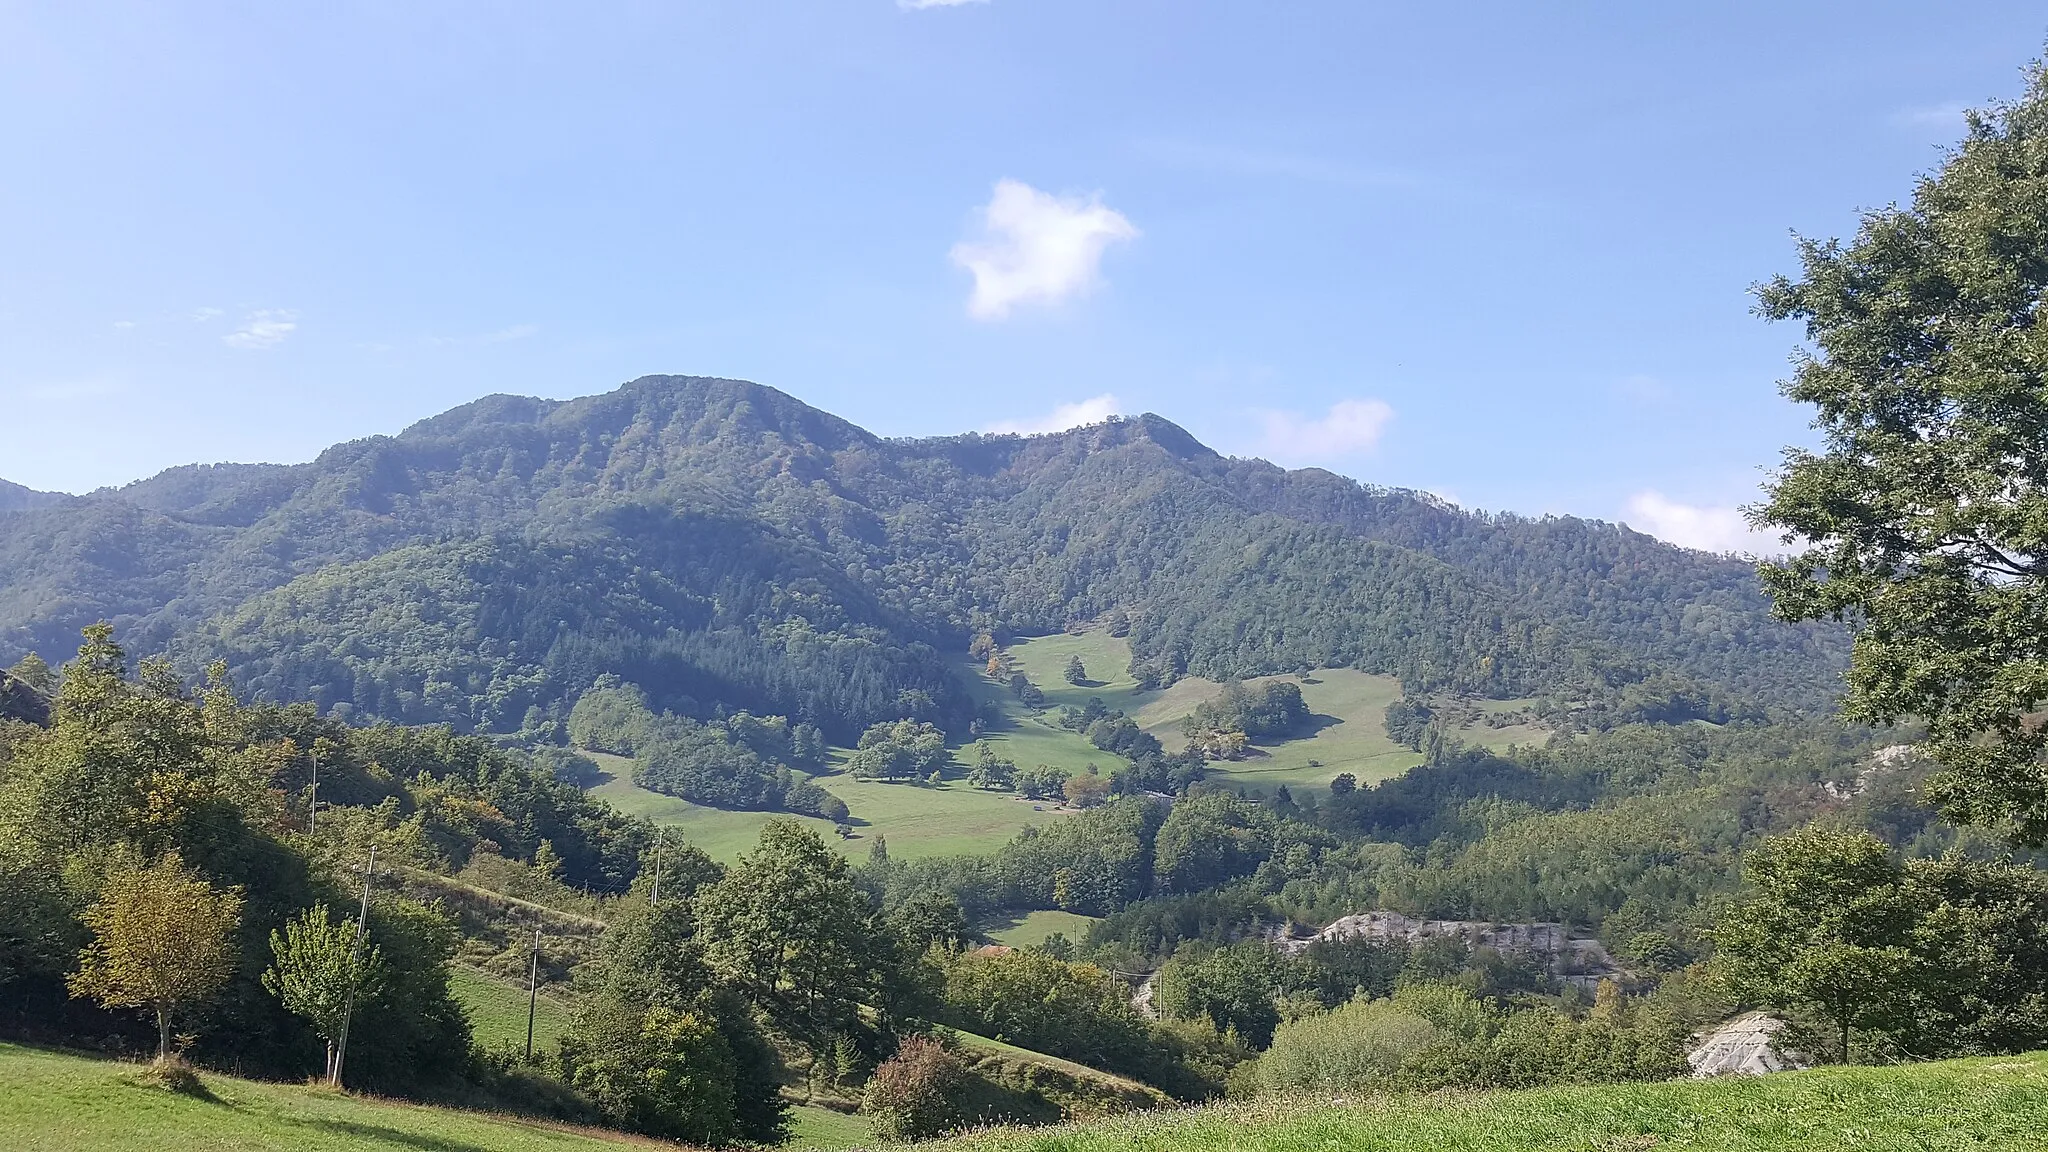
[69,853,243,1062]
[1755,58,2048,844]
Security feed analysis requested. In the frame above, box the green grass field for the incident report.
[584,631,1553,859]
[0,1042,641,1152]
[786,1102,874,1150]
[982,909,1099,947]
[450,966,575,1054]
[933,1051,2048,1152]
[584,753,1070,863]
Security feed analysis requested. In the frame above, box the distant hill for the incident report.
[0,478,67,513]
[0,376,1845,737]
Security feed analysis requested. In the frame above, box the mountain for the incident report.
[0,376,1846,737]
[0,479,67,513]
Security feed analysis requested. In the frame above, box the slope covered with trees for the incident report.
[0,377,1845,745]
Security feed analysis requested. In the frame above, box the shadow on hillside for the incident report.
[1251,712,1345,746]
[281,1116,506,1152]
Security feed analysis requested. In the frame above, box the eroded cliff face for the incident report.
[1686,1012,1807,1077]
[1281,910,1629,991]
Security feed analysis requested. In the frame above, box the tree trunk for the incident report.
[156,1004,171,1064]
[326,1040,337,1085]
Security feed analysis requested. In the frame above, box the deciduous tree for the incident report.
[69,853,243,1062]
[1756,61,2048,843]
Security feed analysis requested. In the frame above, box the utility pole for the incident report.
[331,844,376,1089]
[650,829,665,906]
[524,922,541,1060]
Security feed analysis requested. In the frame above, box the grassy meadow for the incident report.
[0,1042,642,1152]
[450,965,576,1054]
[995,630,1545,797]
[981,908,1100,948]
[932,1050,2048,1152]
[581,629,1553,861]
[584,753,1070,864]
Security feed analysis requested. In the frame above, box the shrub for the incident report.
[1256,998,1440,1093]
[863,1035,966,1140]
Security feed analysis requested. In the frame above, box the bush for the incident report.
[863,1035,966,1140]
[1256,998,1440,1093]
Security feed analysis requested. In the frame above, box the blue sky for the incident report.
[2,3,2042,550]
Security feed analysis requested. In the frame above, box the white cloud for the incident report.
[1624,491,1783,555]
[222,309,297,350]
[191,307,224,322]
[951,179,1138,320]
[112,320,136,329]
[986,394,1122,436]
[1252,399,1394,463]
[899,0,985,8]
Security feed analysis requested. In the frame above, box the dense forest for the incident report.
[0,376,1845,747]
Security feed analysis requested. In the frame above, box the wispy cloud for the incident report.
[1624,491,1782,555]
[986,394,1122,436]
[899,0,986,8]
[1893,101,1970,132]
[222,309,297,350]
[1252,398,1395,464]
[951,179,1138,321]
[111,320,136,330]
[191,307,224,322]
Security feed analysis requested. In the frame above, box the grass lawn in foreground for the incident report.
[931,1050,2048,1152]
[0,1041,639,1152]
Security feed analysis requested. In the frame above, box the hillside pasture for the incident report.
[982,909,1100,948]
[0,1042,640,1152]
[584,753,1070,863]
[449,966,575,1055]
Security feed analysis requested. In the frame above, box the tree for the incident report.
[1713,828,1918,1062]
[1754,62,2048,844]
[263,903,384,1085]
[69,853,243,1062]
[967,742,1014,791]
[1015,764,1070,801]
[1153,942,1284,1047]
[6,652,56,695]
[562,998,742,1145]
[1063,655,1088,685]
[696,820,886,1037]
[847,720,947,783]
[1063,768,1112,809]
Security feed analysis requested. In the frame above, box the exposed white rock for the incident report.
[1685,1011,1807,1077]
[1279,910,1629,991]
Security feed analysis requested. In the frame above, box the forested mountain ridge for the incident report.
[0,375,1845,735]
[0,478,67,513]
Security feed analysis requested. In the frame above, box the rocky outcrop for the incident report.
[1279,910,1629,991]
[1685,1012,1807,1077]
